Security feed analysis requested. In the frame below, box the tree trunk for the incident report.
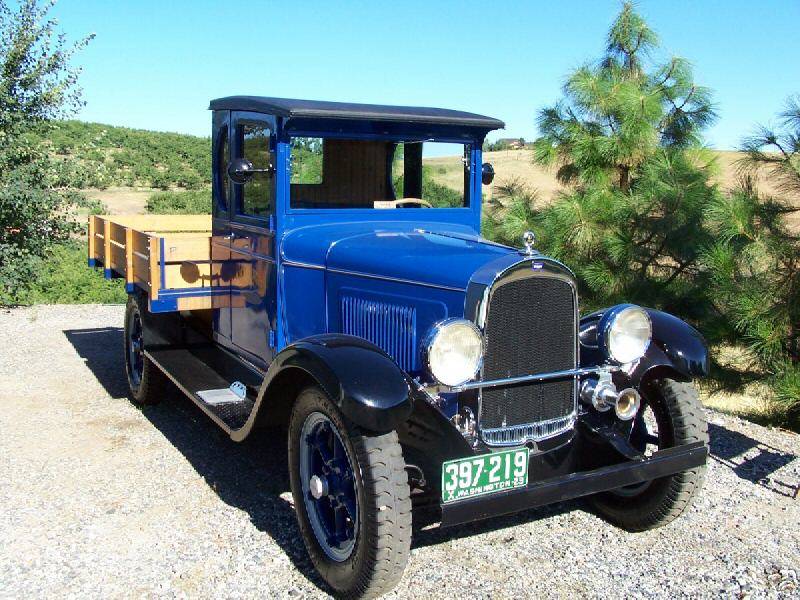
[619,165,631,192]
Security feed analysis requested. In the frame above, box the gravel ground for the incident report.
[1,304,799,599]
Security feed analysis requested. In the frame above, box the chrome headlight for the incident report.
[424,319,483,387]
[600,305,652,364]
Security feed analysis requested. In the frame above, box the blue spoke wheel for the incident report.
[288,386,412,597]
[126,307,144,388]
[123,294,166,405]
[299,411,359,561]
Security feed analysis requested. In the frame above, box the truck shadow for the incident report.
[64,327,131,399]
[63,327,799,585]
[707,422,798,499]
[140,401,331,590]
[63,326,329,592]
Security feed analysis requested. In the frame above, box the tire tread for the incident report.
[590,378,708,532]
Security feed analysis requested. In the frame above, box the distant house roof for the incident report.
[208,96,505,131]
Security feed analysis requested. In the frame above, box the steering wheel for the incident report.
[386,198,433,209]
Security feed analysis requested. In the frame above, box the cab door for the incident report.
[211,110,232,343]
[227,112,277,368]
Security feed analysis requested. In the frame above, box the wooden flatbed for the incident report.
[88,214,218,312]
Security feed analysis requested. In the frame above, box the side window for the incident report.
[236,122,273,218]
[290,137,323,184]
[215,124,229,211]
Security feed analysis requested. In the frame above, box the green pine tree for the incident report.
[704,97,800,427]
[489,1,718,319]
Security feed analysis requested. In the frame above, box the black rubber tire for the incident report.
[124,295,167,405]
[288,386,412,599]
[589,378,708,532]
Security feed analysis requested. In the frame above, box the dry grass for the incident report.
[428,149,800,226]
[698,345,786,427]
[81,186,160,215]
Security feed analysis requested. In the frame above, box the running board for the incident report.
[145,344,262,435]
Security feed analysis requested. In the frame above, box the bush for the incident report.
[146,189,211,214]
[0,0,93,303]
[0,175,82,304]
[495,2,717,317]
[702,97,800,429]
[33,120,212,190]
[15,241,126,305]
[488,3,798,430]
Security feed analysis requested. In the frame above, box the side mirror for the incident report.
[227,157,273,184]
[481,162,495,185]
[228,158,255,184]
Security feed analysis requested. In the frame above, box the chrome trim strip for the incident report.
[282,259,326,270]
[326,267,466,292]
[280,261,467,291]
[481,413,576,446]
[452,365,619,392]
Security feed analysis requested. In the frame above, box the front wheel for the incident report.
[589,378,708,531]
[288,386,412,598]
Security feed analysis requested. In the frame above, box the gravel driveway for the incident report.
[1,305,798,598]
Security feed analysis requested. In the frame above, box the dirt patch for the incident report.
[82,186,158,215]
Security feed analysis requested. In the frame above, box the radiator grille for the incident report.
[341,296,417,371]
[480,275,576,440]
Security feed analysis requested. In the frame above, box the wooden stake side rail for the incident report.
[88,214,217,313]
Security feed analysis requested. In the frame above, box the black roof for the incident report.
[208,96,504,130]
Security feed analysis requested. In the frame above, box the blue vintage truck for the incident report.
[89,96,709,598]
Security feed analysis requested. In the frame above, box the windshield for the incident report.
[289,137,470,209]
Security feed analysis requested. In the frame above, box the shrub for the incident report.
[17,241,126,305]
[146,189,211,214]
[703,98,800,428]
[496,2,717,317]
[0,0,93,303]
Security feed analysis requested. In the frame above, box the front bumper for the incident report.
[440,441,708,527]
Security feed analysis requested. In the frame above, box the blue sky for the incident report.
[49,0,800,148]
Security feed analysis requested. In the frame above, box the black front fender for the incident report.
[234,334,414,440]
[580,307,709,387]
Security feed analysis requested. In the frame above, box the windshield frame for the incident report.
[284,129,479,216]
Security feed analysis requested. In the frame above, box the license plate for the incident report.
[441,448,529,504]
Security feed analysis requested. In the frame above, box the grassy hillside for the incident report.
[39,120,210,191]
[39,122,799,231]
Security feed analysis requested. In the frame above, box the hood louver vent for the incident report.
[341,296,417,372]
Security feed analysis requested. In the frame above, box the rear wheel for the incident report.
[589,378,708,531]
[288,386,411,598]
[124,295,166,405]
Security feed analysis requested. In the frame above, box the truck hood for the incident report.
[281,222,515,290]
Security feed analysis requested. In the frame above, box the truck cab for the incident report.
[96,96,710,599]
[207,96,499,372]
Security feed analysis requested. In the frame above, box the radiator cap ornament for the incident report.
[522,230,536,255]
